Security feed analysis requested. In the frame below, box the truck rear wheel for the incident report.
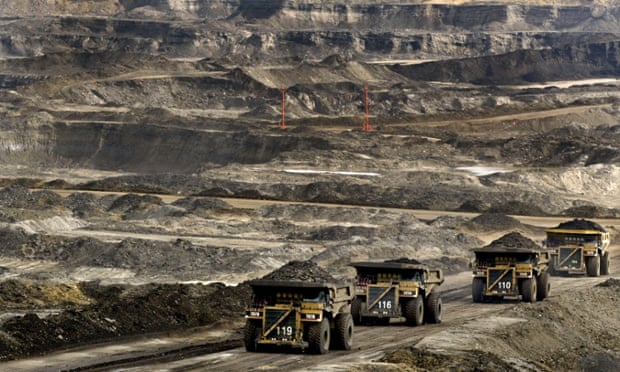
[472,277,485,303]
[586,255,601,277]
[351,297,365,325]
[244,320,261,352]
[424,290,442,324]
[405,296,424,326]
[600,252,610,275]
[331,313,353,350]
[536,272,550,301]
[308,317,330,354]
[521,278,537,303]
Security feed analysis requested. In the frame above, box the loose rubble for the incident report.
[0,281,251,361]
[555,218,606,232]
[480,232,542,251]
[260,260,337,282]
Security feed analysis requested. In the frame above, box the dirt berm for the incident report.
[0,260,332,361]
[379,278,620,372]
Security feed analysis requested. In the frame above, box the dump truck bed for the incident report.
[473,247,551,265]
[350,261,428,270]
[473,246,546,254]
[247,279,354,303]
[545,228,605,235]
[350,261,444,285]
[248,279,346,289]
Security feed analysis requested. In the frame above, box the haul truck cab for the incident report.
[244,279,354,354]
[350,258,444,326]
[546,223,610,276]
[472,246,551,303]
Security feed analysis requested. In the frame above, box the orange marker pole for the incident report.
[363,86,372,131]
[280,87,287,130]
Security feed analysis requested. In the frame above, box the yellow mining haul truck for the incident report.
[244,280,354,354]
[349,259,444,326]
[471,246,551,303]
[545,225,611,277]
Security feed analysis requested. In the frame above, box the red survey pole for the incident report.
[280,87,287,130]
[362,86,372,131]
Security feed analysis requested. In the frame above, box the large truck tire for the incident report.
[308,317,330,354]
[521,278,537,303]
[404,296,424,326]
[472,277,485,303]
[331,313,353,350]
[424,290,442,324]
[351,297,365,325]
[600,252,610,275]
[548,257,557,276]
[244,320,261,352]
[536,272,550,301]
[586,255,601,277]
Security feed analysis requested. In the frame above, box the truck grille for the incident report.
[264,308,297,341]
[367,285,397,313]
[487,268,515,294]
[558,247,582,269]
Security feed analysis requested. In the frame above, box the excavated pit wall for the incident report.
[0,123,323,173]
[1,1,617,30]
[3,23,605,63]
[1,2,619,62]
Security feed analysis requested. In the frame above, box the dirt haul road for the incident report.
[2,239,618,371]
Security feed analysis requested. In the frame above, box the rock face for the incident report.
[0,121,331,172]
[2,1,619,76]
[2,1,618,31]
[394,40,620,84]
[2,1,620,61]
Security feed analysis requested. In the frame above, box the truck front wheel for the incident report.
[600,252,610,275]
[308,317,330,354]
[331,313,353,350]
[586,255,601,277]
[548,257,557,276]
[472,278,485,303]
[405,296,424,326]
[351,297,365,325]
[424,290,442,324]
[244,320,261,352]
[521,278,537,303]
[536,272,550,301]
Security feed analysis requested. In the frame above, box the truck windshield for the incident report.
[548,234,599,246]
[476,253,532,265]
